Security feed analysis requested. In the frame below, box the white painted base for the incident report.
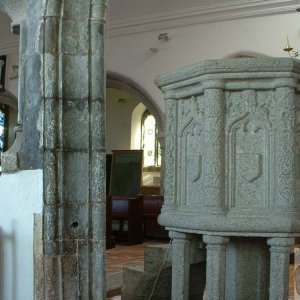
[0,170,43,300]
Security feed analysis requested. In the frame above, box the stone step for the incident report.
[143,244,172,273]
[143,240,206,273]
[122,242,206,300]
[122,265,172,300]
[122,263,206,300]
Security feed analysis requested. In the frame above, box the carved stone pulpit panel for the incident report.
[156,58,300,236]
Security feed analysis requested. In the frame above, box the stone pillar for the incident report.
[267,237,295,300]
[89,1,107,297]
[42,0,108,299]
[203,81,226,214]
[169,231,192,300]
[203,235,230,300]
[42,1,63,298]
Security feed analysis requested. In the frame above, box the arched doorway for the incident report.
[107,71,164,132]
[106,72,165,193]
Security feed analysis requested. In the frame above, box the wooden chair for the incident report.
[142,195,168,239]
[109,195,143,245]
[106,195,115,249]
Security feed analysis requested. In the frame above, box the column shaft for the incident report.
[170,231,192,300]
[203,235,229,300]
[267,237,295,300]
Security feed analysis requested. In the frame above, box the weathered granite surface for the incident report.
[156,58,300,299]
[122,242,206,300]
[156,58,300,235]
[1,0,108,298]
[41,0,108,299]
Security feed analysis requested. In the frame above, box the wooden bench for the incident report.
[106,195,116,249]
[108,195,143,245]
[142,195,168,239]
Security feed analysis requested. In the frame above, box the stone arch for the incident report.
[107,72,166,193]
[107,71,165,132]
[0,1,26,25]
[0,90,18,110]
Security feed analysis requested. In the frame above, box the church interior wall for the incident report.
[0,2,299,298]
[4,52,19,97]
[106,12,300,115]
[106,88,140,153]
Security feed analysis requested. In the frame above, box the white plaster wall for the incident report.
[0,12,19,57]
[0,170,43,300]
[107,12,300,114]
[131,102,146,149]
[5,52,19,97]
[106,88,140,153]
[0,12,19,97]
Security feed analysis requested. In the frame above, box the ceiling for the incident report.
[108,0,234,21]
[0,0,298,50]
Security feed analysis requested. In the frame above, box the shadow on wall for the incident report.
[0,223,17,300]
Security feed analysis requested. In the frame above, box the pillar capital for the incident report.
[169,231,192,240]
[267,237,295,248]
[203,235,230,245]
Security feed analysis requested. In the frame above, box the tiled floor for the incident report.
[106,242,298,299]
[106,243,148,276]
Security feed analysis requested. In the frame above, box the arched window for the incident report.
[141,110,161,167]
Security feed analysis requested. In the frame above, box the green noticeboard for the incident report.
[109,150,143,197]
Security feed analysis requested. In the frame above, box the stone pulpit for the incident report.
[155,58,300,299]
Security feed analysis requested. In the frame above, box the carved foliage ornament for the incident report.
[164,99,177,207]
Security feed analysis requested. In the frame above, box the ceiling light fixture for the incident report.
[150,47,159,53]
[158,33,169,41]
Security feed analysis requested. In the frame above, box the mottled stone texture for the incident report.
[156,58,300,232]
[203,235,229,300]
[0,0,43,170]
[268,237,295,300]
[122,242,206,300]
[18,0,44,169]
[225,238,270,300]
[42,0,108,299]
[1,126,22,172]
[155,58,300,299]
[169,231,192,300]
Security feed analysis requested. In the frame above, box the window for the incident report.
[141,110,161,167]
[0,104,8,171]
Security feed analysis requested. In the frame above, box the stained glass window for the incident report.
[0,107,5,152]
[141,111,161,167]
[0,104,8,172]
